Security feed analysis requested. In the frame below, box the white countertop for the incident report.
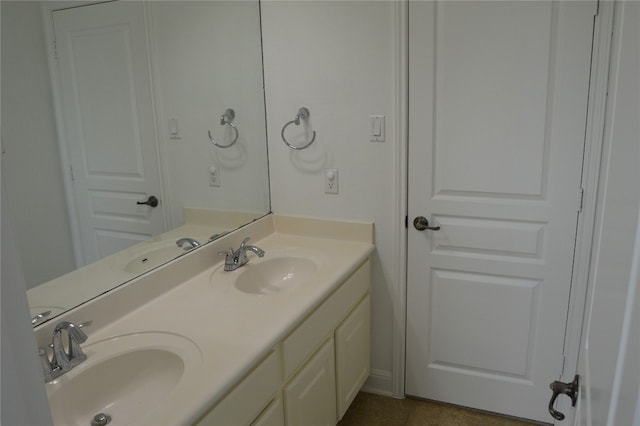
[37,214,374,425]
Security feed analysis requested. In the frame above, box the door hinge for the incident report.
[578,187,585,212]
[69,164,75,181]
[405,215,408,229]
[53,39,58,59]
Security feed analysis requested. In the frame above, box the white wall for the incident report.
[1,1,75,289]
[150,1,270,226]
[1,186,53,424]
[262,0,398,393]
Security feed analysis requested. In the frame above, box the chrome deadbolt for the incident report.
[413,216,440,231]
[136,195,159,208]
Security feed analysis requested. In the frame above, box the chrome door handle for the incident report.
[136,195,159,207]
[413,216,440,231]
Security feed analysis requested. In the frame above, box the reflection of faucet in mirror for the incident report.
[219,237,265,271]
[31,310,51,325]
[2,0,271,327]
[176,238,201,251]
[39,321,90,382]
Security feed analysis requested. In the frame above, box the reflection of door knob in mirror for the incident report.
[413,216,440,231]
[136,196,159,208]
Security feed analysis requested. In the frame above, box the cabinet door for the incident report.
[335,295,371,419]
[252,398,284,426]
[195,350,280,425]
[284,338,336,426]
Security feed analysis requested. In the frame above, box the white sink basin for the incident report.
[210,246,327,296]
[46,332,201,426]
[235,257,318,295]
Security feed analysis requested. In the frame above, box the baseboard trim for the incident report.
[362,369,399,398]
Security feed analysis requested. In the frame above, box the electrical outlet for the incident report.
[209,165,220,187]
[325,168,338,194]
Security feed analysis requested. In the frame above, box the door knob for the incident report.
[136,195,159,208]
[413,216,440,231]
[548,375,579,420]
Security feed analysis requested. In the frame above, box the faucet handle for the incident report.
[77,320,92,329]
[218,248,234,258]
[53,321,89,360]
[38,347,52,370]
[54,321,89,343]
[70,321,92,358]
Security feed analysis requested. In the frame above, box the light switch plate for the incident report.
[370,115,385,142]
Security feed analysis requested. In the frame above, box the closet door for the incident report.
[406,1,596,421]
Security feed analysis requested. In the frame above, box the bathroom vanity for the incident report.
[35,214,374,425]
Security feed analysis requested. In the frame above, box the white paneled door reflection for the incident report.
[54,1,165,265]
[406,1,596,422]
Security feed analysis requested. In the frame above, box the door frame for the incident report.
[41,0,172,268]
[558,2,615,423]
[392,0,615,414]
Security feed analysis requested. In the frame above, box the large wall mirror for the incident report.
[1,0,270,326]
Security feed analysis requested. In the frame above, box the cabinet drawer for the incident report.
[283,260,370,379]
[195,349,281,426]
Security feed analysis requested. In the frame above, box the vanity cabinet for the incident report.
[252,398,285,426]
[335,294,371,419]
[195,259,370,426]
[284,338,337,426]
[194,349,281,426]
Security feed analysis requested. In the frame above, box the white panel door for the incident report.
[577,2,640,425]
[53,1,165,265]
[406,1,595,422]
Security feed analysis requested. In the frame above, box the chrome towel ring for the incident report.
[208,108,239,148]
[281,107,316,150]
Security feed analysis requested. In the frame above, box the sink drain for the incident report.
[91,413,111,426]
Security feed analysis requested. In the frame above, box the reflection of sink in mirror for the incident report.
[111,236,205,275]
[121,245,187,275]
[235,257,318,295]
[46,333,201,426]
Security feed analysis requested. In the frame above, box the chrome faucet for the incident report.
[39,320,90,382]
[219,237,265,271]
[176,237,201,251]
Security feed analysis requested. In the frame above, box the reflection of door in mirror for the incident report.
[54,1,166,266]
[2,0,270,327]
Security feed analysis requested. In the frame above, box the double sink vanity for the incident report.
[34,214,374,425]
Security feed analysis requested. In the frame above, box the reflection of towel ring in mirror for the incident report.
[281,107,316,150]
[208,108,239,148]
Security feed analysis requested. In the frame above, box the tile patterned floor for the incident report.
[338,392,542,426]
